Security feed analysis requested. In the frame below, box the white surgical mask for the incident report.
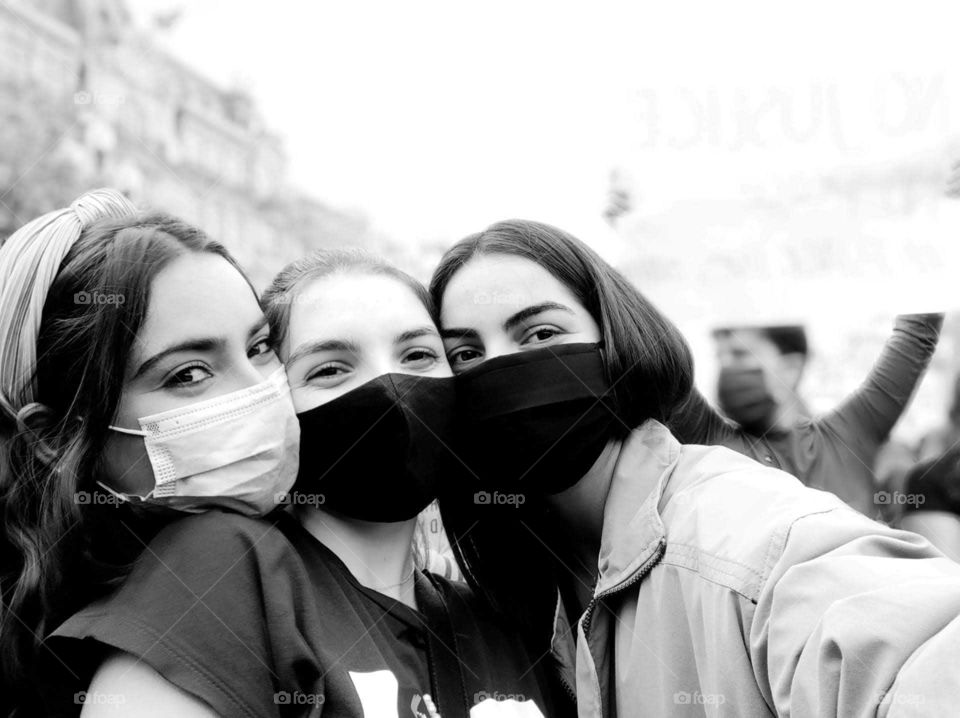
[98,367,299,517]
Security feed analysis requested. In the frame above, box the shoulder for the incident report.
[81,651,219,717]
[139,509,300,579]
[658,444,856,598]
[150,508,291,552]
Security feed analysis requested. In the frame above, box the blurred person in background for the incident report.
[713,324,810,433]
[672,315,940,515]
[697,318,941,516]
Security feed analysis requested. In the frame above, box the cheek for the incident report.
[100,435,156,495]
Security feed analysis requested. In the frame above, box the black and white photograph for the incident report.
[2,1,960,716]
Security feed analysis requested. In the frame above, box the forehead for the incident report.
[286,271,432,344]
[439,254,580,327]
[133,253,257,355]
[717,329,778,356]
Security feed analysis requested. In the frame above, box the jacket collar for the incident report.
[594,420,679,595]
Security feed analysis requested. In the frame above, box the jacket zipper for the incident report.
[581,538,666,645]
[559,671,577,704]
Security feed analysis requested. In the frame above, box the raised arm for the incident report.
[817,313,943,450]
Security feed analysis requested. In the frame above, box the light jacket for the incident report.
[552,420,960,717]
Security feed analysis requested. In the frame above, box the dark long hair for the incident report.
[0,213,243,717]
[429,219,694,637]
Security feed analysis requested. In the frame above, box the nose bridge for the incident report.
[481,332,517,363]
[368,346,401,379]
[225,349,278,391]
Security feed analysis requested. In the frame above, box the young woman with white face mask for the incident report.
[432,219,960,718]
[0,190,301,717]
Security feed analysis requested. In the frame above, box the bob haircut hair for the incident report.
[429,219,694,431]
[428,219,695,644]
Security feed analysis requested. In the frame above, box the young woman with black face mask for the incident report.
[257,248,565,718]
[431,219,960,718]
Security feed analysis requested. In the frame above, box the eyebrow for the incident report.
[502,302,574,332]
[395,326,441,344]
[133,316,270,380]
[286,338,362,366]
[440,302,575,340]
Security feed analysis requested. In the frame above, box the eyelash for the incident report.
[448,346,482,367]
[249,337,274,359]
[520,325,565,345]
[164,363,212,389]
[161,337,274,388]
[305,362,350,382]
[403,347,440,365]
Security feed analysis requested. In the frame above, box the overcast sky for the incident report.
[130,0,960,254]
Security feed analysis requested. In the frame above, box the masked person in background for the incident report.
[713,324,810,434]
[45,244,568,718]
[0,190,301,717]
[433,219,960,718]
[691,318,941,516]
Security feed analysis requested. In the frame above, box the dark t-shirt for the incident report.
[41,511,567,718]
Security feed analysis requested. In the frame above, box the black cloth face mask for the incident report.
[294,373,457,522]
[454,343,621,495]
[716,366,779,435]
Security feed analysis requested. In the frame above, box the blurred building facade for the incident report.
[0,0,373,287]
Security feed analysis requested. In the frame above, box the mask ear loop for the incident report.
[94,480,154,503]
[108,424,148,437]
[98,424,153,500]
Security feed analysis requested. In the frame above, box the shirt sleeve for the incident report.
[751,505,960,717]
[816,313,943,456]
[41,511,322,718]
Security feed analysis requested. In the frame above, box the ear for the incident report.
[15,402,61,466]
[779,352,807,391]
